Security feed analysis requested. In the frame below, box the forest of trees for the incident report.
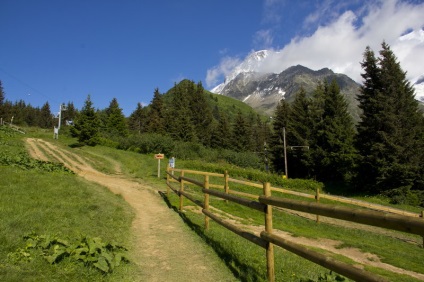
[1,43,423,204]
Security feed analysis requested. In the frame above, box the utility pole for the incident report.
[54,103,66,139]
[283,127,288,178]
[282,127,309,179]
[58,103,66,130]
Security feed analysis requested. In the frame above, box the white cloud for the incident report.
[253,29,274,49]
[206,56,242,87]
[263,0,424,83]
[207,0,424,87]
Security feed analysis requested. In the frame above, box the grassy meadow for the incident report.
[1,126,423,281]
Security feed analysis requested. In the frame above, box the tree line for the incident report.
[1,43,423,203]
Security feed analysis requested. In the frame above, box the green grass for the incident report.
[0,127,137,281]
[164,175,424,281]
[3,126,423,281]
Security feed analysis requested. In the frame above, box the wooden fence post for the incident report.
[166,164,170,196]
[179,170,185,211]
[224,170,229,203]
[264,182,275,282]
[421,210,424,248]
[316,188,320,224]
[204,175,210,230]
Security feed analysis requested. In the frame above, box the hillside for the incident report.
[162,79,262,121]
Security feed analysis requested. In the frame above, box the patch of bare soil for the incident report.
[201,206,424,281]
[25,138,236,282]
[26,138,424,281]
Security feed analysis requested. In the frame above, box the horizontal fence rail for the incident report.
[259,196,424,236]
[165,167,423,282]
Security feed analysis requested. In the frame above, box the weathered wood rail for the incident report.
[165,167,424,282]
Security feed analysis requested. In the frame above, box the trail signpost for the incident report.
[154,153,164,178]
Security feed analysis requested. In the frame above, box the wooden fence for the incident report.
[165,167,424,282]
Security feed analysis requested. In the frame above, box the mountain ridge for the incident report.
[210,50,423,118]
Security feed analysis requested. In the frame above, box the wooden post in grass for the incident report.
[224,170,229,203]
[263,182,275,282]
[179,170,185,211]
[204,175,210,230]
[166,164,170,196]
[421,211,424,248]
[316,188,320,224]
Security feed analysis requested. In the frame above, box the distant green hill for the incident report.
[162,79,263,122]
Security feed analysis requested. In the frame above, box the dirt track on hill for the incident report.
[25,138,424,281]
[25,138,237,282]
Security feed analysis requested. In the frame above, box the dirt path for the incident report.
[26,138,236,282]
[25,138,424,281]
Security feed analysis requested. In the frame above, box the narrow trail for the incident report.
[25,138,236,282]
[25,138,424,281]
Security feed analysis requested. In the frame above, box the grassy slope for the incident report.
[2,126,423,281]
[0,127,137,281]
[64,136,424,281]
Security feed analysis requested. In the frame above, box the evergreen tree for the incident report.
[231,110,251,152]
[211,110,232,149]
[11,100,27,125]
[312,80,356,182]
[356,43,424,192]
[0,80,5,109]
[270,99,291,174]
[128,102,148,134]
[146,88,165,134]
[70,95,100,146]
[39,102,53,129]
[288,88,314,178]
[62,102,77,125]
[190,81,213,146]
[167,83,196,142]
[104,98,128,137]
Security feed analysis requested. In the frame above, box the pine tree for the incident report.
[356,43,424,192]
[104,98,128,137]
[270,99,291,174]
[0,80,5,107]
[312,80,356,182]
[189,81,213,146]
[62,102,77,125]
[211,110,232,149]
[128,102,148,134]
[167,83,196,142]
[70,95,100,146]
[39,102,53,129]
[146,88,165,134]
[231,110,251,152]
[288,88,314,178]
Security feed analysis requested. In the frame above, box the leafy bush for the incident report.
[116,133,262,169]
[382,186,424,207]
[0,149,73,173]
[8,232,129,273]
[117,133,175,155]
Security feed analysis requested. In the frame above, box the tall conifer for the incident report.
[270,99,291,174]
[71,95,100,146]
[356,43,424,192]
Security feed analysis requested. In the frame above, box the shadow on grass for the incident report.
[158,191,263,281]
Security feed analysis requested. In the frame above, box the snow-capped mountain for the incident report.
[211,50,270,94]
[211,49,424,117]
[211,50,361,118]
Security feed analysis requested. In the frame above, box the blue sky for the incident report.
[1,0,423,116]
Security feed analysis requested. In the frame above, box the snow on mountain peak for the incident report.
[211,50,270,93]
[399,29,424,43]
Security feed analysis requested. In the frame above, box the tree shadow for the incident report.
[158,191,263,281]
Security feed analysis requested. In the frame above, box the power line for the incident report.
[0,66,59,104]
